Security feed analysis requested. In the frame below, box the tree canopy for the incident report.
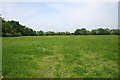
[1,17,120,37]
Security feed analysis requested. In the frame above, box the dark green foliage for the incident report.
[97,28,105,35]
[2,18,36,37]
[37,30,44,36]
[74,29,81,35]
[104,28,110,35]
[80,28,87,35]
[65,31,71,35]
[86,30,92,35]
[59,32,66,35]
[91,29,97,35]
[110,29,120,35]
[90,28,119,35]
[45,31,55,36]
[75,28,87,35]
[2,18,120,37]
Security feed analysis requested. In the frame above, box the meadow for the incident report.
[2,35,119,78]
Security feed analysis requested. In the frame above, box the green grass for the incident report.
[2,35,119,78]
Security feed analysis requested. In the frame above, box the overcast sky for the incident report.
[1,1,118,32]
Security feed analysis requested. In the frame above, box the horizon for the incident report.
[1,17,119,33]
[1,2,118,32]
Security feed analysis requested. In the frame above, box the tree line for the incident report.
[1,18,120,37]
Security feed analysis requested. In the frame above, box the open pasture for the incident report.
[2,35,119,78]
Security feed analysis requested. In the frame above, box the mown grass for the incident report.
[2,35,119,78]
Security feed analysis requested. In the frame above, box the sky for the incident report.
[1,1,118,32]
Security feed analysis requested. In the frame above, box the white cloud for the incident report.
[2,2,118,32]
[43,3,118,31]
[1,0,119,2]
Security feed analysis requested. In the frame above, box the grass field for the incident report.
[2,35,119,78]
